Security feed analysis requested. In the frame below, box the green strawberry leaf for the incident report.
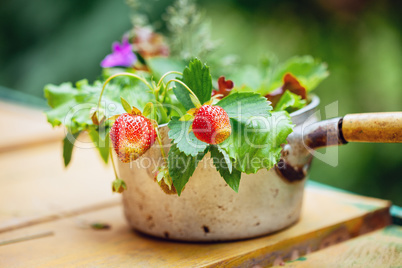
[63,131,81,167]
[273,56,329,92]
[120,96,132,113]
[44,79,153,166]
[220,111,294,174]
[274,90,306,113]
[232,55,328,95]
[88,128,110,164]
[168,117,208,156]
[142,102,154,119]
[210,146,241,192]
[216,92,272,121]
[44,82,78,108]
[168,143,208,196]
[174,58,212,110]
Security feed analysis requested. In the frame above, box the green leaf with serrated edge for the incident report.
[210,146,241,192]
[273,56,329,92]
[168,143,208,196]
[217,145,232,173]
[44,82,78,108]
[168,117,208,156]
[233,56,328,96]
[174,58,212,110]
[88,128,109,164]
[63,132,81,167]
[44,81,121,134]
[220,111,293,174]
[120,97,132,113]
[44,79,150,165]
[217,92,272,121]
[274,90,306,113]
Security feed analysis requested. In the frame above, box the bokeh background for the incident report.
[1,0,401,204]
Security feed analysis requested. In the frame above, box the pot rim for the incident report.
[157,95,320,129]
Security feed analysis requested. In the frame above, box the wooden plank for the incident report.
[0,186,391,267]
[280,225,402,267]
[0,141,120,233]
[0,101,64,152]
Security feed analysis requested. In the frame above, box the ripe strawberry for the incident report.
[192,105,231,144]
[110,113,157,163]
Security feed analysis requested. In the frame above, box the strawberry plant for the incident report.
[43,0,328,196]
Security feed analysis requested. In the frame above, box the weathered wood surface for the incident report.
[0,101,120,233]
[0,101,64,152]
[0,141,120,233]
[0,185,391,267]
[342,112,402,143]
[279,225,402,268]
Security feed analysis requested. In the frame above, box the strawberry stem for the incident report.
[157,71,183,88]
[155,128,166,160]
[165,79,201,108]
[109,148,119,180]
[96,72,155,120]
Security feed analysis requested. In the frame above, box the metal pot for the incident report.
[116,96,401,241]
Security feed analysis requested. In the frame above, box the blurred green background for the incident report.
[0,0,401,204]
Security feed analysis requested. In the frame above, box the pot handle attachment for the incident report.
[341,112,402,143]
[276,112,401,183]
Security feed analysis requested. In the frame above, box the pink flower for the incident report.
[101,37,137,68]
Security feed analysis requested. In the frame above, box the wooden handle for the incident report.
[341,112,402,143]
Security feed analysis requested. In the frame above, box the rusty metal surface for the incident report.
[302,117,345,149]
[276,98,347,183]
[342,112,402,143]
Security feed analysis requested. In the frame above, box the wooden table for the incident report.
[0,101,400,267]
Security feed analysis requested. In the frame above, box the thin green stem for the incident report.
[96,72,154,117]
[109,149,119,180]
[157,71,183,88]
[165,79,201,107]
[155,129,166,160]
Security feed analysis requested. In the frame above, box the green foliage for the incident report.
[233,56,328,96]
[272,56,329,92]
[214,91,293,174]
[88,128,110,164]
[168,117,208,156]
[210,146,241,192]
[44,78,154,165]
[168,143,207,195]
[216,92,272,121]
[120,96,132,113]
[45,80,118,133]
[274,90,306,113]
[167,88,293,191]
[174,58,212,110]
[219,112,293,174]
[63,132,81,167]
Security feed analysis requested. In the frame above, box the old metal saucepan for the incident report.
[116,96,402,241]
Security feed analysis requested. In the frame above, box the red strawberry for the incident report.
[110,113,157,163]
[192,105,231,145]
